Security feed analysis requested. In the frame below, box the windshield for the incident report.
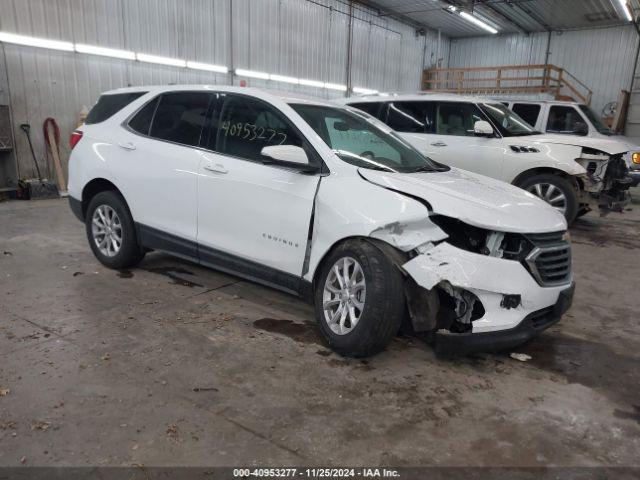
[479,103,538,137]
[290,104,447,173]
[578,105,612,135]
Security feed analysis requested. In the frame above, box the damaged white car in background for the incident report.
[340,94,632,223]
[68,86,574,357]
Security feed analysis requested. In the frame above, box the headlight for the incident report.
[632,152,640,164]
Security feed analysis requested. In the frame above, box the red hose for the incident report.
[43,117,61,148]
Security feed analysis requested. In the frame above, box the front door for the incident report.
[196,93,320,290]
[396,101,506,181]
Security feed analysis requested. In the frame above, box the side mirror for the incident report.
[474,120,494,137]
[572,121,589,136]
[261,145,312,170]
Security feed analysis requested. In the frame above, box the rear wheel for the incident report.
[516,174,578,223]
[314,239,405,357]
[85,191,145,269]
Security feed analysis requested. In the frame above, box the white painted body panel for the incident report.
[197,150,319,275]
[69,85,573,338]
[358,167,567,233]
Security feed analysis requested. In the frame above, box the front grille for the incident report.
[524,232,572,287]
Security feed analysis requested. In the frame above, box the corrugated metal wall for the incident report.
[448,25,639,120]
[0,0,448,183]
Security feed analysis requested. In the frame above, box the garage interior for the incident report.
[1,0,640,475]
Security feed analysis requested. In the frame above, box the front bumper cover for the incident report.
[434,282,574,356]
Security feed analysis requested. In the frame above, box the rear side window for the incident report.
[512,103,541,127]
[128,97,159,136]
[546,106,583,133]
[149,92,213,146]
[210,95,304,161]
[85,92,146,124]
[348,102,384,119]
[386,101,435,133]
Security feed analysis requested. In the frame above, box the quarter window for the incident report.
[386,101,435,134]
[128,97,159,136]
[511,103,541,127]
[86,92,147,125]
[546,106,584,134]
[211,95,304,161]
[149,92,213,146]
[436,102,484,136]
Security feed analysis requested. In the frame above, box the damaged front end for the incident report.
[370,215,574,356]
[576,148,633,214]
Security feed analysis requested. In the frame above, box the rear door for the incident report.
[117,91,213,251]
[196,93,321,289]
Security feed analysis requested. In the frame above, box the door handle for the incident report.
[204,163,228,174]
[118,141,136,150]
[430,141,447,147]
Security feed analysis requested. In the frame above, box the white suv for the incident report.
[503,99,640,187]
[340,94,632,222]
[68,86,574,357]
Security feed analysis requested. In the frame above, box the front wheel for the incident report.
[314,239,405,357]
[516,174,578,223]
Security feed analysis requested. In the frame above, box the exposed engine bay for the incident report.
[576,148,632,214]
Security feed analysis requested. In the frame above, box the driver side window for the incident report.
[435,102,484,137]
[210,95,304,161]
[546,106,583,134]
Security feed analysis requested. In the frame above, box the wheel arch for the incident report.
[81,178,125,219]
[511,167,576,187]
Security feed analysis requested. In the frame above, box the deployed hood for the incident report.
[359,167,567,234]
[525,134,629,155]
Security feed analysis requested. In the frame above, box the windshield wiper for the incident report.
[408,165,435,173]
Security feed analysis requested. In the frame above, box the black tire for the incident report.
[314,239,405,357]
[85,191,145,269]
[515,173,578,223]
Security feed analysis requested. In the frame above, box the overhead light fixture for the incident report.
[0,31,74,51]
[617,0,633,22]
[324,82,347,91]
[136,53,186,67]
[235,68,270,80]
[459,11,498,34]
[270,74,299,84]
[186,61,228,73]
[299,78,325,88]
[75,44,135,60]
[353,87,378,95]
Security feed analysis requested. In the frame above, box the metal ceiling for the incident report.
[362,0,639,37]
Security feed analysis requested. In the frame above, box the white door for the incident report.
[113,91,213,243]
[197,94,320,281]
[390,101,506,180]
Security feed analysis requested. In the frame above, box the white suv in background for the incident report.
[340,94,633,222]
[68,86,574,357]
[502,99,640,187]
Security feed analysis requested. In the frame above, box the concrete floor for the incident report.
[0,197,639,468]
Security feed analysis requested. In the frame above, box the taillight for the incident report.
[70,130,83,150]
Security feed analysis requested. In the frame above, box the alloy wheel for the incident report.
[91,205,123,257]
[527,183,568,215]
[322,257,366,335]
